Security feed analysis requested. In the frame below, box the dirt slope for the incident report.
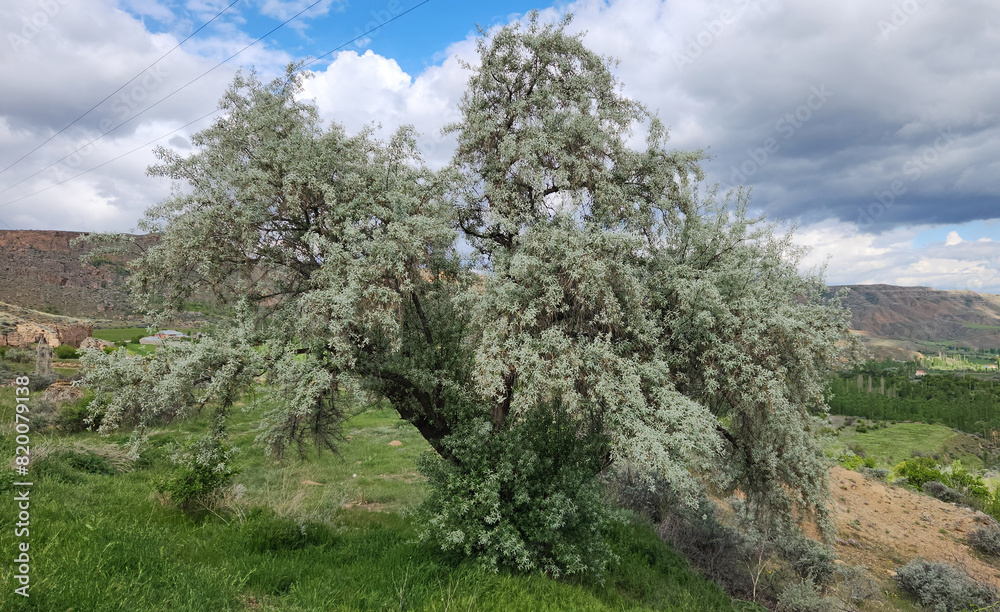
[833,284,1000,351]
[828,466,1000,588]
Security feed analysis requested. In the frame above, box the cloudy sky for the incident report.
[0,0,998,292]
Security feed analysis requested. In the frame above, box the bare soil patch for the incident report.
[826,465,1000,588]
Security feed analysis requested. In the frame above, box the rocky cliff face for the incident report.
[0,302,93,348]
[0,230,154,317]
[832,284,1000,349]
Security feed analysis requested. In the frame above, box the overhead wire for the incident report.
[0,0,435,210]
[0,0,326,199]
[0,110,223,210]
[0,0,241,177]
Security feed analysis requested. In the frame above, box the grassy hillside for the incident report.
[824,420,987,470]
[0,387,748,611]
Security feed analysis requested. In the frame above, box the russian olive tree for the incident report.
[80,15,855,575]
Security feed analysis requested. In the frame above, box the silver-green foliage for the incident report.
[79,13,855,573]
[895,558,997,612]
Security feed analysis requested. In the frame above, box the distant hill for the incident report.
[831,284,1000,357]
[0,230,154,318]
[2,230,999,352]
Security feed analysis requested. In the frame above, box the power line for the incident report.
[0,0,326,199]
[303,0,432,69]
[0,111,222,210]
[0,0,434,209]
[0,0,241,178]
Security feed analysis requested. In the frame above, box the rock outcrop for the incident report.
[0,230,155,317]
[80,337,114,351]
[0,302,93,348]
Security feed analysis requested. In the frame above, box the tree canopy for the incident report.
[81,15,856,576]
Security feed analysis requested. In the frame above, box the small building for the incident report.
[914,369,927,377]
[154,330,188,339]
[139,330,190,346]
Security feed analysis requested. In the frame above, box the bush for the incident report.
[777,580,836,612]
[837,564,877,603]
[28,373,57,392]
[984,487,1000,522]
[53,397,101,432]
[858,466,889,481]
[943,461,989,501]
[895,457,944,489]
[968,523,1000,556]
[54,344,80,359]
[157,433,239,512]
[3,348,33,363]
[836,450,876,472]
[895,558,997,612]
[607,466,675,524]
[783,537,835,585]
[418,406,617,578]
[923,480,961,503]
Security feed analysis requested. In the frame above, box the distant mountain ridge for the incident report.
[1,231,999,351]
[832,284,1000,352]
[0,230,153,317]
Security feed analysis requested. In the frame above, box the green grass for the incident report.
[0,387,750,611]
[91,327,151,342]
[92,327,198,343]
[826,421,984,469]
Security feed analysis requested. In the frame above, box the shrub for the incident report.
[418,406,618,578]
[54,344,80,359]
[29,373,57,391]
[858,466,888,481]
[984,487,1000,522]
[923,480,961,503]
[607,466,675,523]
[836,450,876,472]
[968,523,1000,556]
[782,537,835,585]
[54,397,102,433]
[837,564,877,603]
[777,580,836,612]
[943,461,989,501]
[3,348,33,363]
[157,433,239,512]
[895,457,944,488]
[895,558,997,612]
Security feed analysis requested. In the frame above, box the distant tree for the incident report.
[80,14,857,574]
